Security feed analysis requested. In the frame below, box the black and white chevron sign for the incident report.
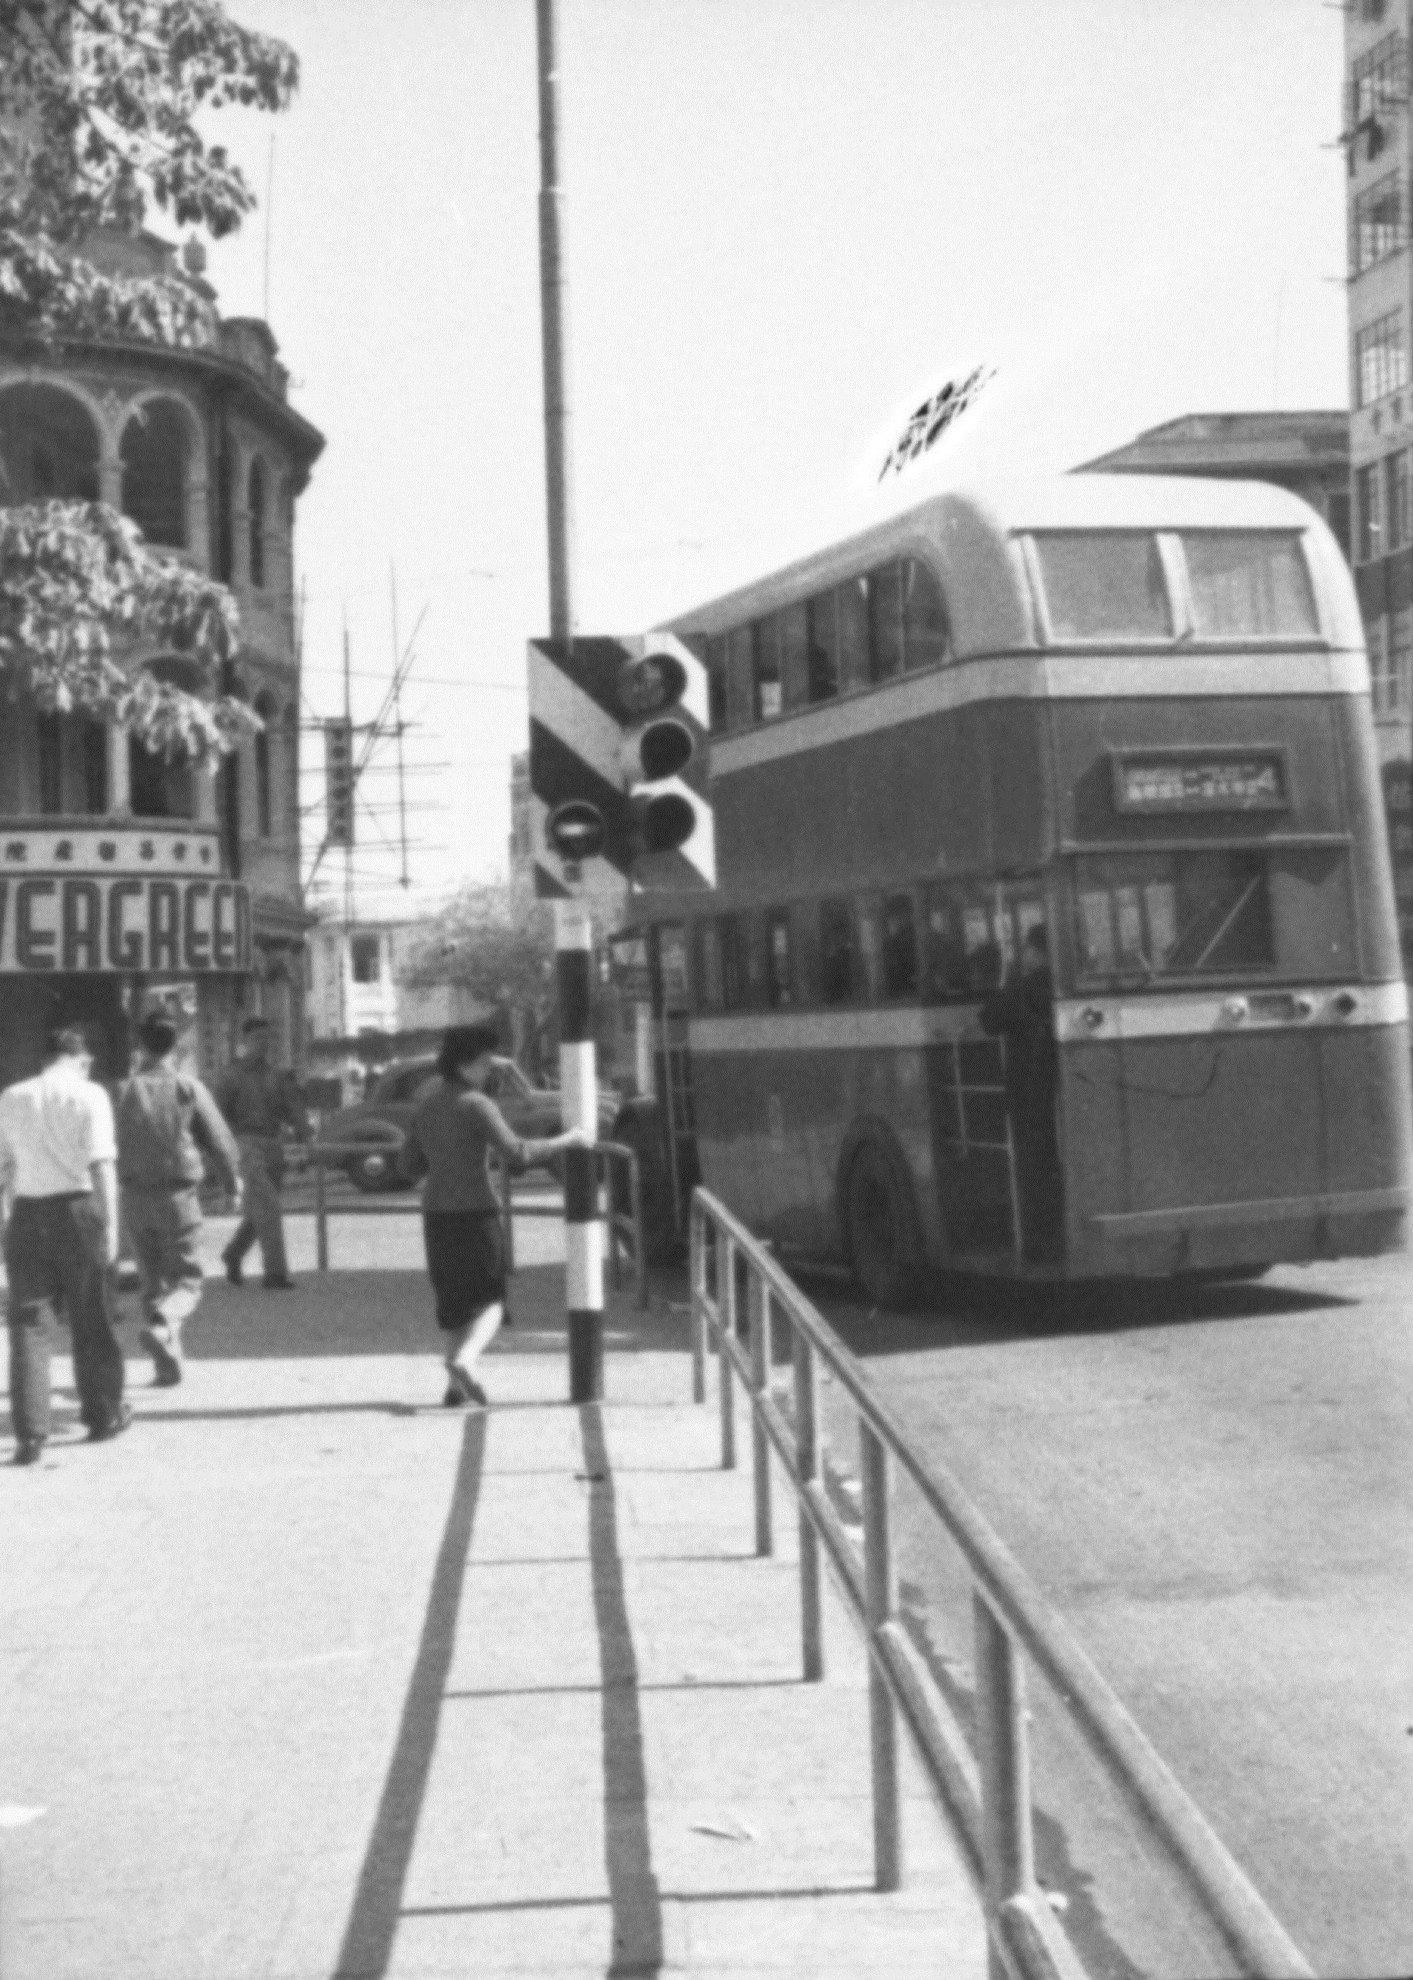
[526,632,716,898]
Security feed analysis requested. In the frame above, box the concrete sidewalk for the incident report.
[0,1212,986,1979]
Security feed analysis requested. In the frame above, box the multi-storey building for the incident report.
[0,229,323,1087]
[1344,3,1413,966]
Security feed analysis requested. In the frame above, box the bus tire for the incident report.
[843,1136,925,1310]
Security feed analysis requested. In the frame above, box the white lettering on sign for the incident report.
[0,877,252,974]
[1114,755,1287,814]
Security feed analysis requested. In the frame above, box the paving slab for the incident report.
[0,1210,986,1979]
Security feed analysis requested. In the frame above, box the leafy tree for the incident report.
[0,0,298,755]
[403,883,559,1074]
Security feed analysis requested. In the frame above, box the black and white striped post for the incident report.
[557,896,603,1401]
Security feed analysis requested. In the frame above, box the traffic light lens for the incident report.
[640,791,696,853]
[618,653,686,716]
[639,716,693,782]
[546,800,607,860]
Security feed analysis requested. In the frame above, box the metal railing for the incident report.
[307,1138,648,1307]
[689,1187,1314,1980]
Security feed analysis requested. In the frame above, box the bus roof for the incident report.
[665,474,1339,657]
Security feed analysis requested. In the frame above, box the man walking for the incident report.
[215,1017,309,1290]
[0,1025,129,1464]
[117,1011,243,1387]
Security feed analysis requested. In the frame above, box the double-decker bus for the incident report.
[623,475,1412,1304]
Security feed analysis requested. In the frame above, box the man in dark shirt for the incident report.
[215,1017,309,1290]
[979,924,1065,1264]
[117,1011,242,1385]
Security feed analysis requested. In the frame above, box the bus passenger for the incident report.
[980,926,1065,1264]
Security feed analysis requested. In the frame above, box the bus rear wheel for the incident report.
[845,1143,923,1311]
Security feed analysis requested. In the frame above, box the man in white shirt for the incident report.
[0,1026,129,1465]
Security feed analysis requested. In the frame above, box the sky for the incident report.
[192,0,1350,917]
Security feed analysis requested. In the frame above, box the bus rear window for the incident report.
[1075,851,1273,977]
[1180,533,1317,639]
[1032,532,1171,641]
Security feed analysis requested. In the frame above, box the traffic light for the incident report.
[615,640,715,885]
[527,633,716,894]
[324,718,354,847]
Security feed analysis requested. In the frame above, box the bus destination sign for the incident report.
[1112,752,1287,816]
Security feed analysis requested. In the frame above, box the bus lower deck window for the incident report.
[767,912,793,1006]
[819,898,856,1003]
[1075,851,1273,977]
[883,892,919,997]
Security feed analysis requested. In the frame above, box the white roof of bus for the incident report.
[665,473,1333,655]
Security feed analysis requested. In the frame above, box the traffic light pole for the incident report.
[558,898,603,1401]
[536,0,604,1400]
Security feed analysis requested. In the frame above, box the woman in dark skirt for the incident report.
[399,1023,587,1406]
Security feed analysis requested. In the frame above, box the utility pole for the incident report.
[536,0,602,1403]
[341,616,353,1041]
[390,562,410,890]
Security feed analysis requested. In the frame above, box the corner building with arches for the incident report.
[0,230,324,1086]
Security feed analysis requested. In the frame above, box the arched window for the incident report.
[254,690,277,838]
[121,400,189,548]
[247,458,266,589]
[128,658,203,820]
[0,384,100,504]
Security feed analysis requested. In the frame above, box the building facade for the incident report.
[1344,3,1413,965]
[0,230,323,1086]
[306,913,488,1062]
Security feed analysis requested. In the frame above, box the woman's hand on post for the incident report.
[562,1126,592,1151]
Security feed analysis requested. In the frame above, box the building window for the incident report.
[247,459,267,589]
[81,719,107,814]
[120,400,188,548]
[1351,33,1405,128]
[1357,461,1384,563]
[36,712,63,814]
[350,934,381,984]
[1356,311,1407,409]
[1388,451,1411,551]
[1377,609,1413,717]
[0,384,100,503]
[254,692,276,838]
[1353,173,1405,275]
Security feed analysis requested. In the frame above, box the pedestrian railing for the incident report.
[689,1187,1314,1980]
[306,1138,648,1308]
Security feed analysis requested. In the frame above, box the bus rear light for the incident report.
[1080,1006,1106,1031]
[1292,994,1316,1019]
[1333,991,1359,1017]
[1222,997,1250,1023]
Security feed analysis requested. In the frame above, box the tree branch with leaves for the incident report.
[0,0,298,754]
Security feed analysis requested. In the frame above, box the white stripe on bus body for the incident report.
[686,981,1408,1055]
[709,649,1371,778]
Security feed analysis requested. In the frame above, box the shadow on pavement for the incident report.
[143,1263,692,1361]
[334,1411,487,1980]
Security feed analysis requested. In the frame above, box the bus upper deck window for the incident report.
[838,577,872,692]
[1032,532,1171,641]
[868,563,905,681]
[1181,533,1318,639]
[902,558,952,671]
[780,602,810,711]
[704,635,729,732]
[807,591,841,701]
[819,898,856,1003]
[753,617,783,720]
